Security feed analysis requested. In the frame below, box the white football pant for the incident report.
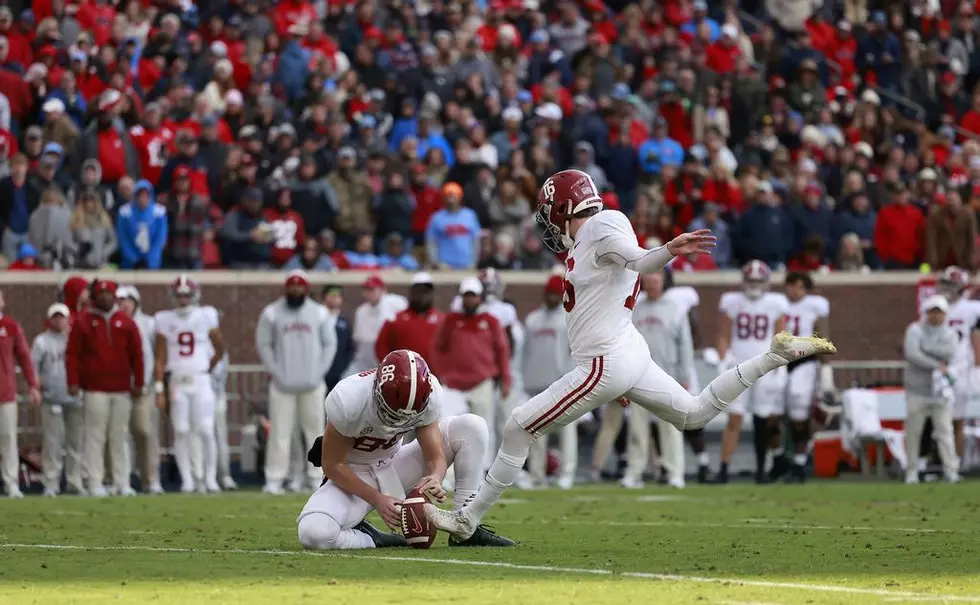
[297,414,487,550]
[170,373,217,490]
[42,403,85,493]
[83,391,133,492]
[0,402,18,493]
[905,394,959,479]
[214,393,232,484]
[265,383,325,489]
[786,362,818,421]
[445,379,495,469]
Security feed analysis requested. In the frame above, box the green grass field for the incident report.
[1,482,979,604]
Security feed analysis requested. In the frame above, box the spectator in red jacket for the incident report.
[375,272,445,362]
[874,184,925,270]
[264,185,306,267]
[706,24,741,74]
[66,278,144,497]
[0,289,40,498]
[430,276,511,466]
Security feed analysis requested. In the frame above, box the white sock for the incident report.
[772,447,784,457]
[199,427,218,486]
[340,529,376,549]
[793,453,807,465]
[706,352,784,406]
[466,417,534,521]
[697,452,710,466]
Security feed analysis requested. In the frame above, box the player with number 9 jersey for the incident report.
[155,305,220,374]
[423,169,836,541]
[152,275,226,493]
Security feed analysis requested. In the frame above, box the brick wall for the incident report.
[0,276,918,363]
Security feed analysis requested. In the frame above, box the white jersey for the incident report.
[720,291,789,361]
[564,210,644,360]
[946,297,980,366]
[325,369,442,466]
[349,293,408,373]
[662,286,700,315]
[784,294,829,338]
[154,305,220,375]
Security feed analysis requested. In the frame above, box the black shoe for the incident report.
[784,464,806,484]
[712,466,729,484]
[768,455,789,482]
[354,521,407,548]
[697,465,710,484]
[449,525,516,547]
[754,470,772,485]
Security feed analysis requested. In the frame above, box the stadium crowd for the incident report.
[1,0,980,274]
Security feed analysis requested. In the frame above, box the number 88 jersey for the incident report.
[719,291,789,362]
[154,306,220,375]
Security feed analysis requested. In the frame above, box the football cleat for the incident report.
[220,476,238,491]
[556,475,575,490]
[768,454,789,482]
[354,520,407,548]
[619,476,644,489]
[712,465,730,485]
[785,464,806,484]
[770,331,837,363]
[449,525,516,547]
[423,503,478,540]
[697,465,710,484]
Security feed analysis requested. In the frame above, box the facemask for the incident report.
[286,294,307,309]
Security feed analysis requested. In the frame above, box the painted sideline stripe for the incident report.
[1,543,977,602]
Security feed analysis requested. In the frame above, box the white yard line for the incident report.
[1,542,977,603]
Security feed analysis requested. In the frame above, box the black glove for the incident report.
[307,435,323,467]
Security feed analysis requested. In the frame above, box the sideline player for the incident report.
[425,169,836,538]
[153,275,226,493]
[712,261,789,484]
[297,349,515,549]
[937,266,980,459]
[780,272,832,482]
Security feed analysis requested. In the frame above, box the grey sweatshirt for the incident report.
[132,310,155,387]
[211,352,229,396]
[522,305,571,395]
[31,330,77,406]
[256,299,337,394]
[904,320,958,397]
[632,295,695,385]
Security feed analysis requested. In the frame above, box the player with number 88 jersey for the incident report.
[424,169,836,541]
[296,350,515,550]
[153,275,226,493]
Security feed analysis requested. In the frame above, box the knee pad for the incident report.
[297,513,341,550]
[448,414,490,452]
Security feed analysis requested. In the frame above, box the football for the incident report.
[401,487,437,549]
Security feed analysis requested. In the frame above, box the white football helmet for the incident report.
[172,274,201,313]
[742,260,771,301]
[937,266,970,302]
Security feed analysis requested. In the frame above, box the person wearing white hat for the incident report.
[116,286,163,494]
[430,277,512,468]
[903,294,960,483]
[32,303,84,497]
[256,270,338,494]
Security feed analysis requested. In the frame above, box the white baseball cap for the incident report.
[412,271,434,286]
[922,294,949,313]
[47,303,70,318]
[459,276,483,296]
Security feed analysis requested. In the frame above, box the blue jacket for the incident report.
[45,90,88,128]
[275,40,312,102]
[690,216,732,268]
[325,314,353,391]
[734,204,794,266]
[417,132,455,166]
[832,206,878,266]
[388,117,418,152]
[426,207,480,269]
[790,202,835,258]
[116,180,168,269]
[637,137,684,174]
[856,32,902,89]
[603,143,639,195]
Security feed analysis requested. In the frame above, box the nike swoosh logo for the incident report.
[410,509,424,535]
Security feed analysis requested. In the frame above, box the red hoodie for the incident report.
[375,308,446,362]
[66,307,144,393]
[874,203,924,265]
[0,315,38,404]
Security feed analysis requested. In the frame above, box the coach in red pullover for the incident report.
[0,289,39,498]
[431,277,511,465]
[874,185,925,270]
[66,279,144,496]
[375,272,445,362]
